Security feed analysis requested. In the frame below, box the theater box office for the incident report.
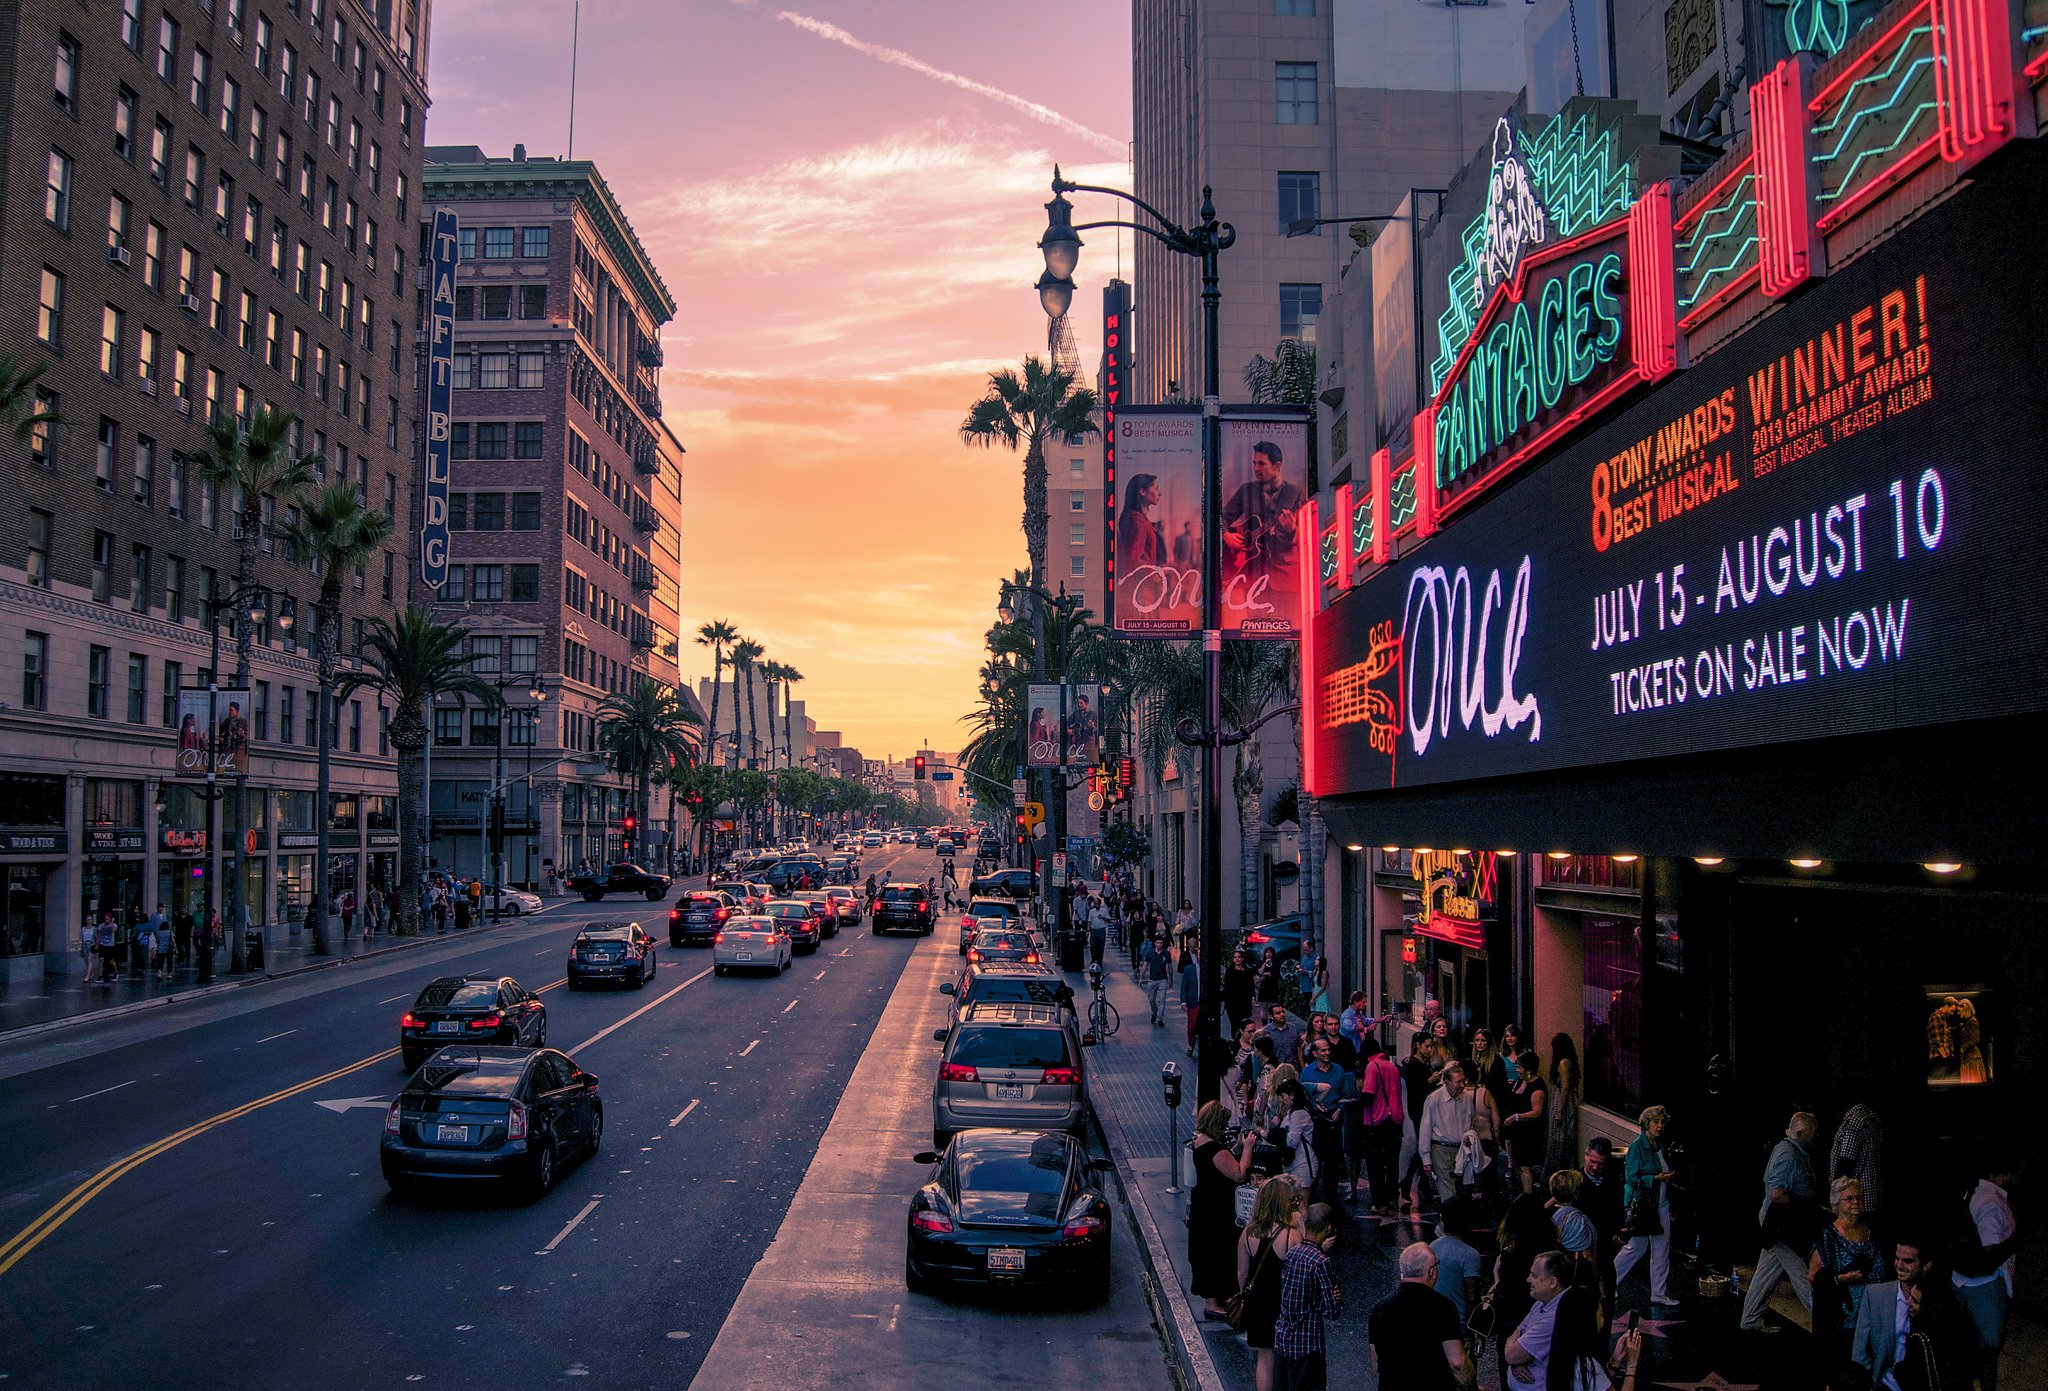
[1309,141,2048,1236]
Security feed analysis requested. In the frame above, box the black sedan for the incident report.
[400,976,547,1069]
[566,920,658,988]
[905,1129,1113,1302]
[381,1046,602,1199]
[669,891,734,946]
[762,899,823,953]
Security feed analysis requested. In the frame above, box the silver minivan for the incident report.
[931,1002,1086,1148]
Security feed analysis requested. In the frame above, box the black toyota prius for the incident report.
[381,1046,602,1199]
[904,1129,1113,1303]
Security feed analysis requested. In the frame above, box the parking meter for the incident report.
[1161,1060,1183,1110]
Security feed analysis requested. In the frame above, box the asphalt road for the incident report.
[0,844,989,1388]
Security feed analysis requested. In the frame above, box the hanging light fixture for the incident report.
[1789,857,1824,869]
[1692,856,1724,867]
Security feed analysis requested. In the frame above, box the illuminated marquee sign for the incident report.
[1307,153,2048,796]
[420,208,460,588]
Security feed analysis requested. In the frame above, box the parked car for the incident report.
[823,884,864,929]
[965,929,1040,967]
[1229,913,1308,966]
[904,1129,1112,1301]
[969,868,1039,900]
[381,1047,601,1199]
[957,897,1024,956]
[931,1001,1086,1149]
[939,962,1077,1028]
[790,891,836,939]
[399,976,548,1070]
[566,862,673,902]
[566,920,658,989]
[480,884,544,917]
[762,898,823,953]
[872,882,936,936]
[713,914,793,976]
[669,891,734,946]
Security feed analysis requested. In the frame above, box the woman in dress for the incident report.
[1501,1049,1550,1193]
[1254,947,1281,1006]
[1545,1032,1584,1179]
[1236,1176,1302,1391]
[1808,1177,1889,1381]
[1309,955,1331,1015]
[1188,1102,1257,1319]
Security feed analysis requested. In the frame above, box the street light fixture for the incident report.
[1038,166,1236,1101]
[486,673,547,921]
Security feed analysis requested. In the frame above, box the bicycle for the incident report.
[1086,963,1120,1040]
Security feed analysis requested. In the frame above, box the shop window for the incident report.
[0,773,65,825]
[1539,855,1641,892]
[433,706,463,746]
[328,793,359,832]
[1582,915,1645,1116]
[278,789,317,832]
[365,796,396,832]
[86,778,143,828]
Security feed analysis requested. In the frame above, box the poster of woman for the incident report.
[1108,408,1203,636]
[1026,684,1062,768]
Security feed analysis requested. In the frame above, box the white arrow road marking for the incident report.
[314,1095,391,1114]
[738,1040,760,1057]
[668,1099,699,1128]
[537,1197,603,1255]
[564,967,711,1055]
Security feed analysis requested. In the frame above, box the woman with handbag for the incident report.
[1191,1102,1258,1319]
[1613,1104,1676,1308]
[1808,1177,1889,1384]
[1235,1177,1303,1391]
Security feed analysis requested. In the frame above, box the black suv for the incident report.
[969,868,1039,900]
[872,882,936,935]
[669,891,733,946]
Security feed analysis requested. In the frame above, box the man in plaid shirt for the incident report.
[1274,1204,1341,1391]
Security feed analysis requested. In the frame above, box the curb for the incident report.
[1092,1087,1228,1391]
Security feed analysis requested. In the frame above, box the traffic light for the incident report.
[914,753,927,780]
[1014,811,1027,843]
[622,815,636,856]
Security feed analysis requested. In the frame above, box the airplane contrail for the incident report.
[770,10,1126,156]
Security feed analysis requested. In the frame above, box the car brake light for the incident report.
[400,1013,421,1030]
[1061,1214,1105,1238]
[1041,1066,1081,1085]
[939,1063,979,1082]
[911,1209,954,1234]
[1245,931,1271,944]
[715,907,730,920]
[507,1101,528,1141]
[384,1101,401,1135]
[966,949,981,962]
[713,931,724,944]
[469,1014,502,1030]
[1023,953,1040,964]
[917,900,928,911]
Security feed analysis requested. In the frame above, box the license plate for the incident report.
[995,1084,1026,1100]
[735,952,753,961]
[434,1021,459,1034]
[435,1124,469,1142]
[987,1248,1025,1272]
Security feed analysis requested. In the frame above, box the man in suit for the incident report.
[1852,1237,1972,1390]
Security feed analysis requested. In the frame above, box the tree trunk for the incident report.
[1022,434,1048,590]
[393,721,426,935]
[1234,743,1264,932]
[310,579,342,956]
[705,652,724,767]
[229,509,259,974]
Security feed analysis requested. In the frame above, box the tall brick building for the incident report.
[416,146,683,882]
[0,0,432,981]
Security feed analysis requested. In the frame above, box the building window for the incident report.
[1279,283,1322,343]
[164,661,184,727]
[471,565,505,602]
[520,227,551,259]
[1070,494,1086,511]
[116,88,139,160]
[157,16,180,84]
[185,146,205,209]
[469,636,502,678]
[1071,555,1087,578]
[101,306,126,377]
[137,325,160,386]
[438,566,466,603]
[1278,172,1321,234]
[37,269,64,348]
[24,633,49,710]
[510,564,540,602]
[477,352,511,388]
[134,436,156,507]
[29,389,58,466]
[91,531,113,602]
[253,681,270,740]
[128,655,150,724]
[482,286,513,320]
[469,706,499,746]
[88,646,111,718]
[472,493,506,531]
[1582,914,1645,1115]
[514,423,544,459]
[96,419,118,491]
[516,352,546,388]
[475,423,509,460]
[189,46,212,113]
[519,286,548,319]
[165,556,185,621]
[1275,63,1319,124]
[280,686,296,743]
[130,545,151,611]
[45,150,72,231]
[122,0,144,52]
[511,494,542,529]
[27,511,53,588]
[145,222,166,291]
[434,706,463,746]
[483,227,515,258]
[348,701,362,753]
[55,31,80,110]
[1070,524,1086,545]
[1275,0,1316,13]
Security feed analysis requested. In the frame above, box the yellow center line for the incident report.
[3,976,572,1280]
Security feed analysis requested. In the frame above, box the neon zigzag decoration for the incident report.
[1810,30,1933,142]
[1681,234,1763,308]
[1817,101,1939,201]
[1430,110,1636,393]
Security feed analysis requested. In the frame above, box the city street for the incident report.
[0,846,1167,1388]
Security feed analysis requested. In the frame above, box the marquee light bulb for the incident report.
[1414,846,1434,854]
[1381,845,1400,852]
[1345,843,1364,852]
[1546,851,1571,860]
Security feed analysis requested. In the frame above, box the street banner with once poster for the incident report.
[1220,411,1311,638]
[1108,407,1204,636]
[1063,684,1102,766]
[175,689,249,778]
[1026,683,1064,768]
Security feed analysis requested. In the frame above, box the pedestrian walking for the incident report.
[174,907,194,965]
[1298,1035,1352,1211]
[1255,946,1282,1006]
[155,913,175,979]
[1174,898,1196,948]
[340,891,356,941]
[1431,1198,1486,1326]
[1273,1203,1341,1391]
[1141,932,1172,1026]
[1190,1102,1257,1318]
[1615,1103,1677,1308]
[1739,1109,1822,1330]
[1501,1050,1549,1194]
[127,906,147,979]
[1237,1178,1303,1391]
[1421,1062,1480,1211]
[1178,937,1203,1056]
[1369,1241,1475,1389]
[92,911,119,984]
[1578,1139,1624,1310]
[1359,1038,1404,1213]
[80,917,98,982]
[1222,948,1256,1041]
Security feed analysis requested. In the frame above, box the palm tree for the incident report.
[777,663,804,774]
[596,678,700,864]
[959,356,1100,588]
[277,481,392,955]
[729,636,764,769]
[338,609,500,936]
[758,659,789,840]
[695,619,738,768]
[0,356,61,443]
[178,408,315,970]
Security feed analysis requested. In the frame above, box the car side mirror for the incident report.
[932,1028,948,1043]
[938,982,955,996]
[911,1150,941,1165]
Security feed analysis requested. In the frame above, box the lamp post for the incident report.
[195,580,292,978]
[1039,168,1235,1100]
[487,675,547,920]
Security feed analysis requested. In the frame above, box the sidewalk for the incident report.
[1068,948,2048,1391]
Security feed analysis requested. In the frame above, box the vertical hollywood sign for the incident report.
[420,207,460,588]
[1100,285,1128,627]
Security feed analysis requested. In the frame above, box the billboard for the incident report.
[1309,155,2048,794]
[1064,684,1103,767]
[1108,407,1204,636]
[175,689,250,778]
[1220,413,1311,638]
[420,207,459,588]
[1025,683,1064,768]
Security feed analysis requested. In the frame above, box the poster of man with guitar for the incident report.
[1220,417,1308,637]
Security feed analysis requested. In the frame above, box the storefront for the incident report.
[1306,76,2048,1214]
[1,774,67,962]
[80,781,146,927]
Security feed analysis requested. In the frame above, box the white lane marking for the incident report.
[52,1079,136,1108]
[535,947,555,956]
[782,998,799,1013]
[564,967,712,1055]
[885,1302,901,1333]
[738,1040,760,1057]
[254,1029,298,1044]
[812,970,827,981]
[377,992,411,1005]
[536,1197,603,1255]
[667,1099,699,1128]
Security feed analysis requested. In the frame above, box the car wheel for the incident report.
[632,964,647,989]
[534,1016,548,1047]
[713,964,728,977]
[566,976,581,991]
[904,1250,932,1295]
[400,1049,420,1071]
[645,887,664,902]
[505,902,523,918]
[586,1102,604,1157]
[384,1171,418,1199]
[670,934,684,949]
[581,891,602,902]
[1083,1259,1112,1306]
[526,1143,556,1201]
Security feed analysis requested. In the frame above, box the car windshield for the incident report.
[950,1028,1070,1069]
[684,895,721,907]
[416,979,497,1009]
[957,1142,1070,1194]
[767,904,806,918]
[969,903,1017,919]
[978,932,1032,949]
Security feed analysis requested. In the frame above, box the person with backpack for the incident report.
[1949,1154,2020,1391]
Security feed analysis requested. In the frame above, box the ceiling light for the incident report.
[1414,846,1433,854]
[1495,849,1517,857]
[1692,856,1724,867]
[1452,848,1470,856]
[1789,857,1824,869]
[1344,843,1364,852]
[1381,845,1400,853]
[1923,861,1963,874]
[1612,854,1639,863]
[1546,851,1571,860]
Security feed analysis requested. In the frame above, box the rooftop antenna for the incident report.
[566,0,582,159]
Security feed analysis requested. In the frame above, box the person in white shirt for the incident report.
[1420,1062,1478,1208]
[1951,1160,2019,1391]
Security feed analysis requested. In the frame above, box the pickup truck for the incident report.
[567,862,673,902]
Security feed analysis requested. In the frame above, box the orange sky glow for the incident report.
[426,0,1135,761]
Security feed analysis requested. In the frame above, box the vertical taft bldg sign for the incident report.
[420,209,461,587]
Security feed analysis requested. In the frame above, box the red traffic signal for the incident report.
[914,753,927,780]
[623,816,636,831]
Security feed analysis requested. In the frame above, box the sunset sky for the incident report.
[425,1,1136,760]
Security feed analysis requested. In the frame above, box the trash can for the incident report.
[245,929,265,970]
[1058,927,1085,972]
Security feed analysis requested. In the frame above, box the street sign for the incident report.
[932,771,954,781]
[1011,778,1028,804]
[1020,802,1045,831]
[1052,852,1067,873]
